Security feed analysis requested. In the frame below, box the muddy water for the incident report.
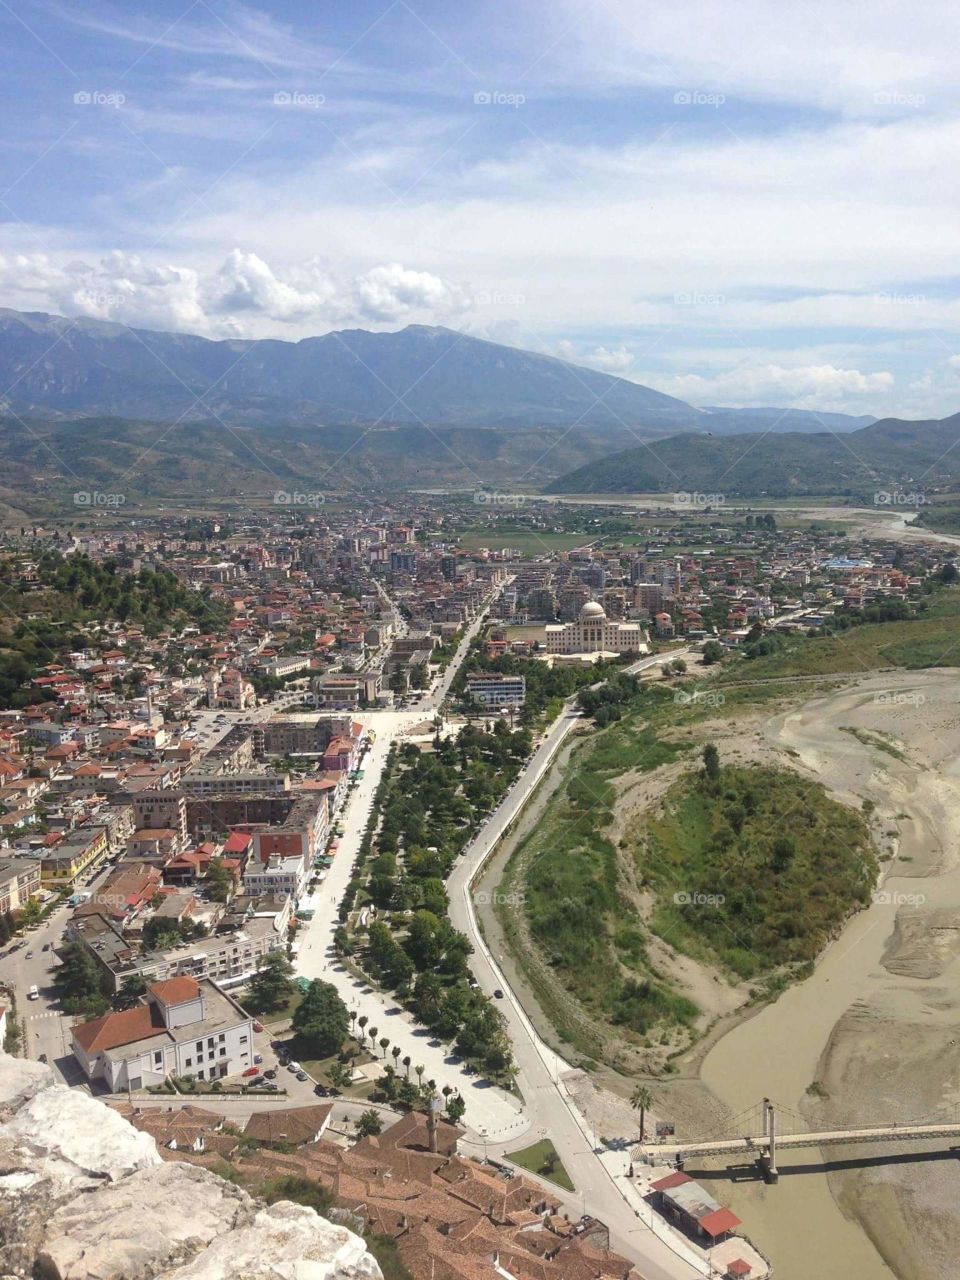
[697,674,960,1280]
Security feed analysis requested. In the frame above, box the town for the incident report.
[2,492,952,1280]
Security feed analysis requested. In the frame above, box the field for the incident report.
[453,529,593,556]
[718,591,960,680]
[506,1139,575,1191]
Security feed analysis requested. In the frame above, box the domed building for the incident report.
[544,600,647,658]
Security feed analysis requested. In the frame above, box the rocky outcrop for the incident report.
[0,1052,382,1279]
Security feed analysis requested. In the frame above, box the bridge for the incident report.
[633,1099,960,1183]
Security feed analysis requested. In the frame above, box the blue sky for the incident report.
[1,0,959,416]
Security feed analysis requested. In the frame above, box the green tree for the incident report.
[18,897,43,928]
[630,1084,653,1140]
[113,974,147,1010]
[247,952,295,1014]
[206,857,235,903]
[355,1108,383,1138]
[702,743,721,783]
[54,942,108,1016]
[701,641,724,665]
[292,979,350,1058]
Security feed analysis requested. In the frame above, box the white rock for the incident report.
[162,1201,383,1280]
[37,1162,254,1280]
[4,1085,159,1182]
[0,1055,49,1111]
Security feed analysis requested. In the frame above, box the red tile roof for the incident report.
[149,976,201,1005]
[73,1004,165,1054]
[698,1207,742,1237]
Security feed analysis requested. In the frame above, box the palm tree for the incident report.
[379,1037,390,1058]
[368,1026,378,1050]
[349,1009,358,1032]
[391,1045,401,1068]
[402,1054,411,1080]
[631,1084,653,1141]
[415,1064,425,1086]
[358,1014,369,1035]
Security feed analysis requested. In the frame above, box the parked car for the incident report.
[296,1071,307,1082]
[242,1065,260,1077]
[38,1053,48,1064]
[252,1021,264,1033]
[493,989,504,999]
[264,1068,277,1079]
[27,985,39,1000]
[253,1053,263,1065]
[25,951,33,960]
[314,1083,328,1097]
[287,1061,301,1073]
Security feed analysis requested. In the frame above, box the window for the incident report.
[185,1058,192,1068]
[219,1047,226,1056]
[153,1050,163,1068]
[218,1033,225,1042]
[239,1034,248,1044]
[207,1037,214,1049]
[195,1041,202,1053]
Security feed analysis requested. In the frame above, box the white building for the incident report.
[72,976,254,1091]
[544,601,647,657]
[465,671,526,709]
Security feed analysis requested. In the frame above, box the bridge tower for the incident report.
[762,1097,779,1183]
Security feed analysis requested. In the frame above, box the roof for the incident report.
[651,1170,692,1192]
[73,1003,165,1054]
[726,1260,752,1278]
[149,976,201,1005]
[244,1103,333,1146]
[698,1207,742,1237]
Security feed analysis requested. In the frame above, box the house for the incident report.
[71,976,254,1091]
[243,1103,333,1147]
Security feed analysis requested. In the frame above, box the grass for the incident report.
[718,590,960,680]
[642,763,877,980]
[497,706,691,1058]
[455,529,591,556]
[507,1139,575,1191]
[840,725,910,763]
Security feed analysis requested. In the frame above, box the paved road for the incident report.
[445,649,707,1278]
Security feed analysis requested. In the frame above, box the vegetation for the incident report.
[246,952,296,1014]
[640,754,877,980]
[507,1139,575,1191]
[291,979,351,1058]
[53,941,110,1017]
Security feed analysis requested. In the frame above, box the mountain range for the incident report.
[0,307,870,439]
[551,413,960,497]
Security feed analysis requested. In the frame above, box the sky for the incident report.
[1,0,959,417]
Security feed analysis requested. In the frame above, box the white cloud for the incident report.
[353,263,467,322]
[661,363,895,411]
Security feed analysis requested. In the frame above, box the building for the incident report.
[545,601,647,656]
[648,1170,742,1244]
[40,825,110,888]
[72,976,254,1090]
[0,857,41,914]
[465,671,526,710]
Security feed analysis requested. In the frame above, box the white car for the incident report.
[27,985,39,1000]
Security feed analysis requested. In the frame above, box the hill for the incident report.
[549,412,960,497]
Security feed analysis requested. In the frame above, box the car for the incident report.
[27,985,39,1000]
[242,1065,260,1077]
[252,1021,264,1033]
[25,950,33,959]
[493,988,504,999]
[287,1060,301,1073]
[264,1082,279,1092]
[42,942,51,952]
[38,1053,47,1064]
[314,1083,328,1096]
[249,1075,266,1087]
[264,1067,277,1079]
[296,1070,307,1082]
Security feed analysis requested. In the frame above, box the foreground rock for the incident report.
[0,1051,381,1279]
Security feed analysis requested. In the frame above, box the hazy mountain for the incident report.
[0,307,873,440]
[701,406,876,432]
[549,413,960,497]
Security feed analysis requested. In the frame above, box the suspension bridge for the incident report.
[633,1098,960,1183]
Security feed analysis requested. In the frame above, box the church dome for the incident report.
[580,601,606,620]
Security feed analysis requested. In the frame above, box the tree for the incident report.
[355,1108,383,1138]
[701,641,724,665]
[291,979,350,1058]
[328,1060,353,1093]
[402,1054,412,1079]
[18,897,43,928]
[54,942,108,1016]
[206,857,235,903]
[631,1084,653,1140]
[379,1036,390,1058]
[113,974,147,1010]
[247,952,295,1014]
[445,1092,466,1124]
[702,743,721,783]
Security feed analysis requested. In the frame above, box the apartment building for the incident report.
[465,671,526,709]
[0,857,41,914]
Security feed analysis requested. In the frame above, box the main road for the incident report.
[297,625,704,1278]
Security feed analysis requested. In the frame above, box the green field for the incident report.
[454,529,593,556]
[507,1139,575,1190]
[719,591,960,680]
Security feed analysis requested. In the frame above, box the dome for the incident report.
[580,601,606,620]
